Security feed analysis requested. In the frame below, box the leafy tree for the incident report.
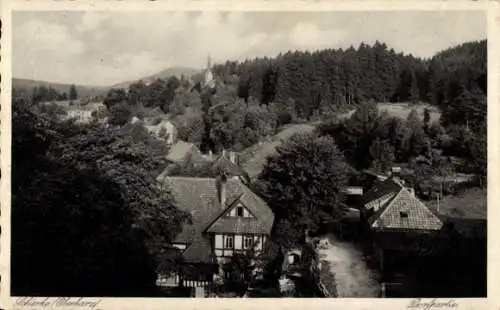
[382,116,410,161]
[403,109,429,158]
[11,104,174,296]
[103,88,128,110]
[369,138,396,173]
[108,101,133,126]
[222,252,255,296]
[49,122,191,276]
[128,80,147,106]
[257,133,350,246]
[162,76,182,112]
[36,102,68,120]
[323,101,386,169]
[269,101,294,127]
[69,84,78,100]
[468,122,487,187]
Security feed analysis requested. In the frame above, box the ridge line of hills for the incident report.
[13,66,202,98]
[12,39,486,100]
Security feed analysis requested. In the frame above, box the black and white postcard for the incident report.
[0,1,498,310]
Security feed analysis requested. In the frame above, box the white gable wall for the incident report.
[226,202,254,218]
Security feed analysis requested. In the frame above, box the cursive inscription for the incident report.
[408,298,459,310]
[15,297,102,309]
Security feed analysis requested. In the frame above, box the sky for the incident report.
[13,11,486,86]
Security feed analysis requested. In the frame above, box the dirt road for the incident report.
[317,234,381,297]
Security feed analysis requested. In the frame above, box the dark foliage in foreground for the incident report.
[11,100,189,296]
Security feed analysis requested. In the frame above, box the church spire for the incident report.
[204,54,215,90]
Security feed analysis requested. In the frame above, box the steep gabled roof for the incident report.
[369,186,443,232]
[204,185,274,234]
[161,176,274,263]
[162,177,242,243]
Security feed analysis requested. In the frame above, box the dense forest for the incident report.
[213,40,486,123]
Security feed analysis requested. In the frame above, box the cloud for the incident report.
[12,11,486,86]
[289,22,347,50]
[16,19,83,55]
[77,12,107,33]
[13,17,85,84]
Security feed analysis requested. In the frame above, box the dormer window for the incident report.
[227,204,254,218]
[236,206,244,217]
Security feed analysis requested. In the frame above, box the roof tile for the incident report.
[364,178,444,232]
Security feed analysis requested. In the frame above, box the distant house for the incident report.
[210,150,250,185]
[145,119,177,145]
[360,167,444,275]
[47,101,106,124]
[156,174,275,294]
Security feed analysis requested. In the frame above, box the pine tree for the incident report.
[69,84,78,100]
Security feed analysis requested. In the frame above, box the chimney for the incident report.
[216,173,228,207]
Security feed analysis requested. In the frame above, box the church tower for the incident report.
[204,54,215,90]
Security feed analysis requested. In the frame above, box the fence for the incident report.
[157,274,211,288]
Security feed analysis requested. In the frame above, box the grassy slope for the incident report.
[428,188,486,219]
[340,102,441,123]
[241,102,441,179]
[241,123,316,179]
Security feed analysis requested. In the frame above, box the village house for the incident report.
[144,118,177,145]
[156,166,274,296]
[359,167,444,292]
[210,150,251,185]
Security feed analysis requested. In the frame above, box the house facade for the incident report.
[157,173,274,294]
[145,119,177,145]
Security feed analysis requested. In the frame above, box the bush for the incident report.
[108,102,132,126]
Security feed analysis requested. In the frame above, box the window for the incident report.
[236,206,244,217]
[244,236,253,249]
[400,211,408,218]
[225,235,234,249]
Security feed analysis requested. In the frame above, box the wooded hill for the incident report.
[212,40,486,128]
